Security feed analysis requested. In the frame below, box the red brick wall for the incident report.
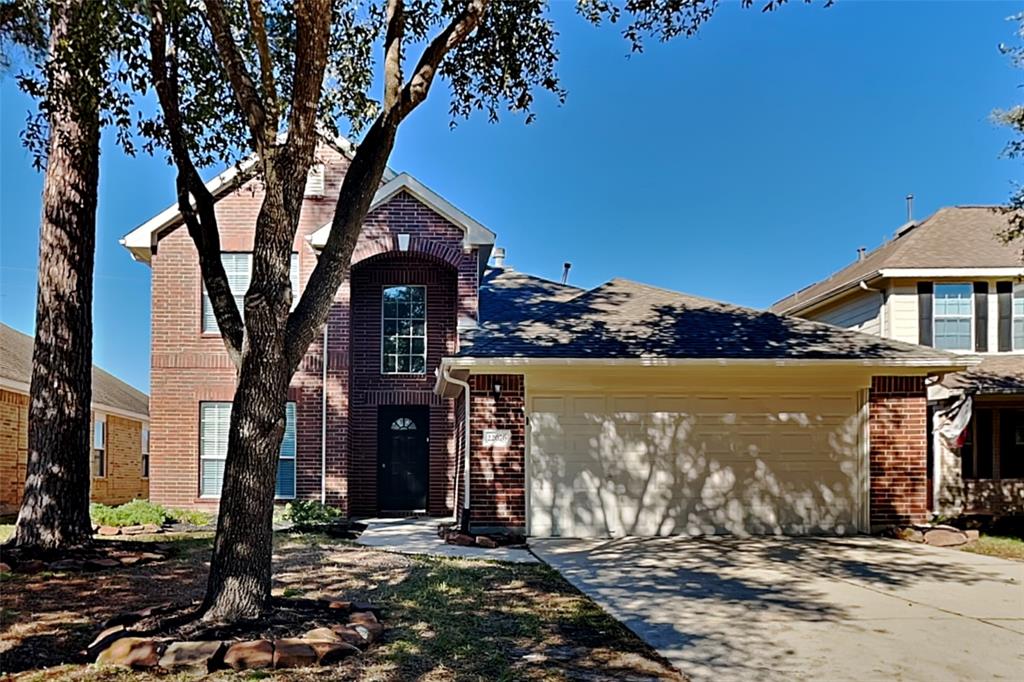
[348,254,459,516]
[869,376,928,528]
[461,374,526,531]
[149,147,477,513]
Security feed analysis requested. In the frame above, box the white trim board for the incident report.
[308,173,496,250]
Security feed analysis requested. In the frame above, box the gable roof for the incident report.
[120,134,398,263]
[307,173,496,249]
[771,206,1023,315]
[0,324,149,420]
[453,276,966,368]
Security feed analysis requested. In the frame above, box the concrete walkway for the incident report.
[533,535,1024,681]
[357,517,536,563]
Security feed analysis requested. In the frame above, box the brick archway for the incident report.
[351,237,464,271]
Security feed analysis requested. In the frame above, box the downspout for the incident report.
[859,280,886,336]
[321,318,328,504]
[442,364,472,532]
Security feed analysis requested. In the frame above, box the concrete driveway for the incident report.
[532,536,1024,681]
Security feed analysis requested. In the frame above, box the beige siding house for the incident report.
[0,323,150,513]
[772,206,1024,516]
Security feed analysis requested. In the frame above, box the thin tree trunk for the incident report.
[9,1,101,551]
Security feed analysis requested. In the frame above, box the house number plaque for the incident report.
[482,429,512,448]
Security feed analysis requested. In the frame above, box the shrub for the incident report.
[90,499,167,527]
[283,500,343,527]
[89,500,213,528]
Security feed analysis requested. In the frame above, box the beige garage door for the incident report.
[528,391,867,537]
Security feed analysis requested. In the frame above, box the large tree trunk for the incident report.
[9,0,101,552]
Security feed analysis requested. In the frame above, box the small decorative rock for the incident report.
[85,558,121,571]
[965,529,980,542]
[352,601,382,618]
[320,598,352,612]
[15,559,46,574]
[87,625,128,658]
[273,638,318,668]
[223,640,274,671]
[924,528,968,547]
[159,640,225,674]
[328,625,370,648]
[48,559,84,571]
[304,627,344,643]
[0,562,10,573]
[137,552,164,562]
[97,526,120,536]
[475,535,498,549]
[448,533,475,547]
[142,523,161,533]
[349,611,378,627]
[96,637,161,669]
[310,641,360,665]
[348,622,383,646]
[120,525,147,535]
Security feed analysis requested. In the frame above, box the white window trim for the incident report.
[1013,283,1024,351]
[380,284,428,376]
[92,413,107,479]
[202,252,299,334]
[141,426,150,479]
[198,401,297,500]
[933,282,974,352]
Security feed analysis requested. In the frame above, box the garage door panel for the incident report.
[529,390,865,538]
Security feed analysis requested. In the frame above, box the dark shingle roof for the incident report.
[771,206,1022,315]
[0,323,148,417]
[463,277,958,363]
[941,355,1024,395]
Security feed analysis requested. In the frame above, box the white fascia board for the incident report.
[119,158,256,265]
[0,378,149,423]
[775,272,883,316]
[438,355,977,371]
[309,172,497,249]
[119,132,396,265]
[877,267,1024,278]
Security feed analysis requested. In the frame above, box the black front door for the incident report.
[378,406,429,512]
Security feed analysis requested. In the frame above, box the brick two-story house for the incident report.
[123,140,970,537]
[772,206,1024,517]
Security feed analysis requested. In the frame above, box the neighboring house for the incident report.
[122,139,967,538]
[772,206,1024,517]
[0,323,150,514]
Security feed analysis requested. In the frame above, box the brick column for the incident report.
[869,376,928,529]
[462,374,526,532]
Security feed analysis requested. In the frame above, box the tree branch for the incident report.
[383,0,404,112]
[283,0,331,172]
[204,0,271,148]
[397,0,487,119]
[284,0,489,371]
[246,0,278,132]
[149,0,244,365]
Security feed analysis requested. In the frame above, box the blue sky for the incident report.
[1,0,1020,392]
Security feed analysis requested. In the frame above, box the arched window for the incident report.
[391,417,417,431]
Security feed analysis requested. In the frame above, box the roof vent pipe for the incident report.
[561,261,572,285]
[492,247,506,268]
[857,247,866,261]
[906,193,914,222]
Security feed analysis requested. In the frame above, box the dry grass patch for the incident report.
[2,533,683,681]
[961,534,1024,561]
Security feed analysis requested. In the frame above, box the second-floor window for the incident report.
[382,285,427,374]
[933,283,973,351]
[202,253,299,333]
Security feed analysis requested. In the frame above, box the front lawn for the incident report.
[0,533,683,680]
[960,533,1024,561]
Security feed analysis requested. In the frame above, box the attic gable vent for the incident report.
[304,164,325,197]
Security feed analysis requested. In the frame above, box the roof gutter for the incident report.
[438,355,977,372]
[774,271,883,316]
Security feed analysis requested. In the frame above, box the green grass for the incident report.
[962,534,1024,560]
[89,500,212,528]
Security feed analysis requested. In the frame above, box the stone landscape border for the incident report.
[89,599,384,673]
